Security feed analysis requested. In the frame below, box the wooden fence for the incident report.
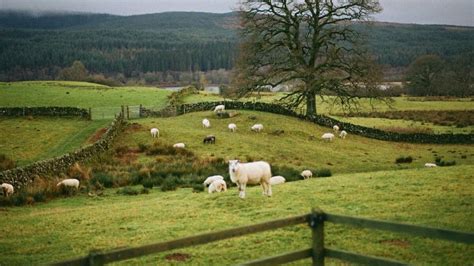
[52,209,474,266]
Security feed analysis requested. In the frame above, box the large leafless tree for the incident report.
[234,0,383,116]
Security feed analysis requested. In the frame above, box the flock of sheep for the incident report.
[1,178,80,198]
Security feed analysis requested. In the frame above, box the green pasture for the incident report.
[333,116,474,134]
[116,111,474,174]
[0,117,109,166]
[0,165,472,265]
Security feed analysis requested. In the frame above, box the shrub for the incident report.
[32,191,47,203]
[161,177,180,192]
[192,184,205,193]
[90,172,114,188]
[272,165,302,182]
[12,192,28,206]
[117,186,139,196]
[315,168,332,177]
[142,179,154,189]
[395,156,413,164]
[0,153,16,171]
[435,157,456,167]
[137,143,149,153]
[141,188,150,194]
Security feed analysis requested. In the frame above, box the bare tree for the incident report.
[234,0,383,116]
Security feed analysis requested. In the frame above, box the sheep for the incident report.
[300,170,312,179]
[150,128,159,138]
[173,143,186,148]
[228,160,272,199]
[424,163,438,168]
[1,183,14,197]
[270,176,286,185]
[208,179,227,194]
[228,123,237,132]
[203,175,224,187]
[213,104,225,113]
[203,135,216,144]
[202,118,211,128]
[339,130,347,139]
[251,124,264,132]
[56,179,80,189]
[333,125,340,132]
[321,133,335,142]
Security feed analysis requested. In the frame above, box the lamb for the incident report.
[339,130,347,139]
[213,104,225,113]
[321,133,335,142]
[1,183,14,197]
[56,179,80,189]
[203,175,224,187]
[300,170,313,179]
[150,128,159,138]
[229,160,272,199]
[333,125,340,132]
[203,135,216,144]
[424,163,438,168]
[202,118,210,128]
[228,123,237,132]
[251,124,264,132]
[208,179,227,194]
[270,176,286,185]
[173,143,186,148]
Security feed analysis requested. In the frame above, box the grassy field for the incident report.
[0,81,172,119]
[0,165,472,265]
[0,117,109,166]
[333,116,474,134]
[115,111,474,174]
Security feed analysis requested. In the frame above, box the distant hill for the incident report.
[0,11,472,81]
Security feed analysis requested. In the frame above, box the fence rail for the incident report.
[52,209,473,266]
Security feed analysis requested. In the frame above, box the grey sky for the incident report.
[0,0,472,26]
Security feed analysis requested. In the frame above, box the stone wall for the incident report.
[141,101,474,144]
[0,106,90,119]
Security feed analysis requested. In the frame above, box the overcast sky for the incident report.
[1,0,472,26]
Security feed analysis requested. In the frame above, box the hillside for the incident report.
[0,11,473,80]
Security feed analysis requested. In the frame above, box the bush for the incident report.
[142,178,154,189]
[272,165,302,182]
[116,186,140,196]
[137,143,149,153]
[315,168,332,177]
[32,191,47,203]
[395,156,413,164]
[192,184,205,193]
[140,188,150,194]
[90,172,114,188]
[435,157,456,167]
[161,177,181,192]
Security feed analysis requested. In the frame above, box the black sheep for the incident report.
[203,135,216,144]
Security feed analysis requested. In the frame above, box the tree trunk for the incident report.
[306,90,317,117]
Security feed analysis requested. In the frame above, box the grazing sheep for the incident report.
[424,163,438,168]
[213,104,225,113]
[56,179,80,189]
[270,176,286,185]
[208,179,227,194]
[228,123,237,132]
[173,143,186,148]
[300,170,313,179]
[203,135,216,144]
[321,133,335,142]
[203,175,224,187]
[202,118,211,128]
[251,124,264,132]
[150,128,159,138]
[228,160,272,199]
[339,130,347,139]
[333,125,340,132]
[1,183,14,197]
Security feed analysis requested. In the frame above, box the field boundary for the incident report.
[52,208,474,265]
[141,101,474,144]
[0,106,90,119]
[0,113,125,189]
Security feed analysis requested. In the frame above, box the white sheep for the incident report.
[202,118,210,128]
[203,175,224,187]
[321,133,335,142]
[333,125,340,132]
[173,143,186,148]
[208,179,227,194]
[213,104,225,113]
[251,124,264,132]
[424,163,438,168]
[339,130,347,139]
[1,183,14,197]
[300,170,313,179]
[228,123,237,132]
[150,128,159,138]
[229,160,272,199]
[56,179,80,189]
[270,176,286,185]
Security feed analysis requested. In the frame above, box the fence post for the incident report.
[126,106,130,120]
[309,208,325,266]
[139,104,142,118]
[88,107,92,120]
[121,105,125,118]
